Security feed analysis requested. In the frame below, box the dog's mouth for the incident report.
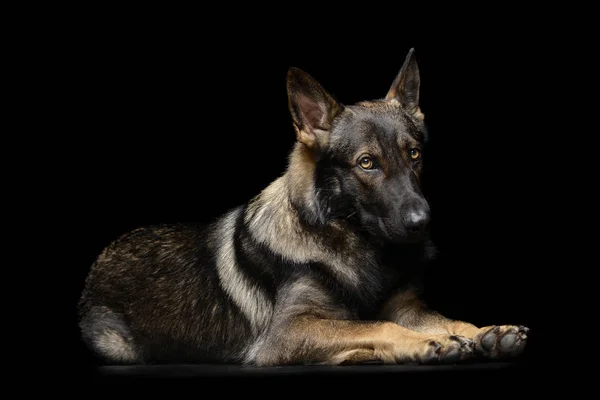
[369,216,426,244]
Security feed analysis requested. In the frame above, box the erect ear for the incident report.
[385,48,424,120]
[287,67,344,149]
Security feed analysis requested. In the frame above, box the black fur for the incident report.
[78,49,442,365]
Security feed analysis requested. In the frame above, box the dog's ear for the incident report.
[385,48,424,120]
[287,67,343,149]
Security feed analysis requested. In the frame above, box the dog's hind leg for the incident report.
[79,306,139,364]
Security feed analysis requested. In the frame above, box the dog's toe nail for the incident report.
[462,341,474,353]
[492,326,501,333]
[429,340,442,354]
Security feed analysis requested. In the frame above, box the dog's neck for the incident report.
[249,142,387,251]
[243,143,372,270]
[243,149,356,258]
[242,143,434,305]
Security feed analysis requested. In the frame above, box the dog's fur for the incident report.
[78,49,528,366]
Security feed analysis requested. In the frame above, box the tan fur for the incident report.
[356,99,424,120]
[380,288,483,337]
[244,144,369,289]
[215,208,273,333]
[380,287,528,359]
[79,52,527,367]
[379,288,451,334]
[286,142,319,212]
[356,100,399,111]
[94,329,138,363]
[296,127,318,149]
[254,316,469,366]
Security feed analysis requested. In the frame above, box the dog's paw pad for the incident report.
[440,348,461,364]
[481,329,497,351]
[499,332,518,351]
[475,325,529,359]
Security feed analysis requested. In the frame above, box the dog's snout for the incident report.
[404,208,430,235]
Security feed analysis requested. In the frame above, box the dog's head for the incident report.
[287,48,431,244]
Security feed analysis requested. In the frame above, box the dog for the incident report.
[78,48,528,366]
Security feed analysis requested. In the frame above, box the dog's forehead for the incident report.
[331,101,422,149]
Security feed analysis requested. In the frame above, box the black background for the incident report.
[55,8,573,380]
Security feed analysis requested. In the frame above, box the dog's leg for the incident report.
[79,306,139,364]
[251,315,474,366]
[379,288,528,360]
[247,277,473,366]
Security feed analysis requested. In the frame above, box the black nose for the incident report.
[404,209,430,236]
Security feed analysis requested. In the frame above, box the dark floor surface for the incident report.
[76,359,539,394]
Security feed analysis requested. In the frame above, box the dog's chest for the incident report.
[306,256,419,321]
[348,247,427,319]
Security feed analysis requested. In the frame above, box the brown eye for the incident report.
[359,156,374,170]
[409,148,421,160]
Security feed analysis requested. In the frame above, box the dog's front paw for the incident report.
[474,325,528,359]
[422,335,474,364]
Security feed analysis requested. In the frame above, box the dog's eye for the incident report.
[359,156,375,170]
[409,148,421,160]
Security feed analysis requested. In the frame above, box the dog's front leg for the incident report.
[379,287,528,360]
[247,276,474,366]
[250,315,474,366]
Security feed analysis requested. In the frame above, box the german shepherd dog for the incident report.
[78,49,528,366]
